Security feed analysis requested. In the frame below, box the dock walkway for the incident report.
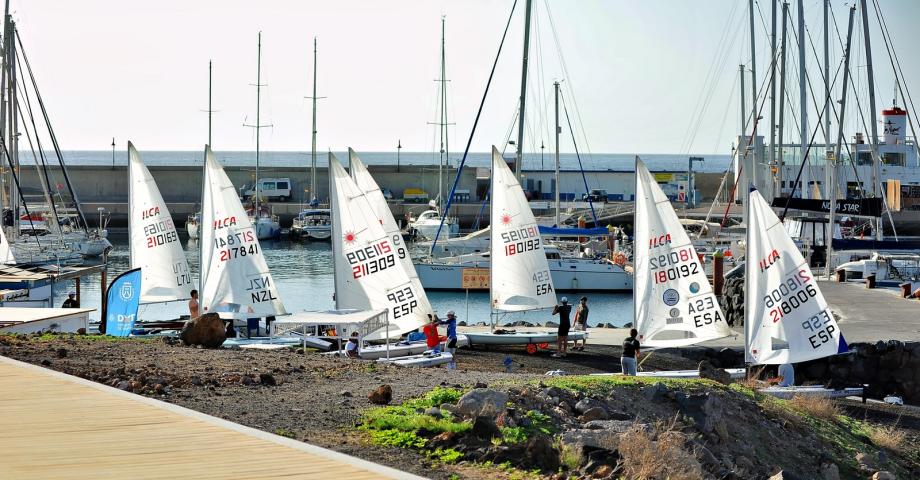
[0,355,424,480]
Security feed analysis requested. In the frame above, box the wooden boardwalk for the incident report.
[0,356,424,480]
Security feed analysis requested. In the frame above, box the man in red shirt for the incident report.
[424,314,441,353]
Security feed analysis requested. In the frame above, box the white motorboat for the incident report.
[408,208,459,241]
[250,211,281,240]
[415,246,633,292]
[836,252,920,282]
[290,209,332,241]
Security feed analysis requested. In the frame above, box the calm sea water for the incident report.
[55,232,634,328]
[30,150,732,173]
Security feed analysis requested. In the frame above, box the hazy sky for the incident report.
[11,0,920,155]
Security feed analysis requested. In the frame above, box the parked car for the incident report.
[582,189,609,203]
[403,188,429,203]
[243,178,292,201]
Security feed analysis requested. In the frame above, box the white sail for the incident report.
[634,159,732,347]
[489,146,555,312]
[0,222,14,264]
[330,152,431,339]
[128,142,192,303]
[744,188,847,364]
[200,146,286,317]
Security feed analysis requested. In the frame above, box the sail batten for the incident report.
[489,146,556,312]
[331,152,431,339]
[634,158,733,347]
[200,146,286,317]
[744,189,847,364]
[128,142,191,303]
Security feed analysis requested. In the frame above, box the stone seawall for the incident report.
[798,341,920,403]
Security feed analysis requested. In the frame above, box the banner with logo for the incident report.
[104,268,142,337]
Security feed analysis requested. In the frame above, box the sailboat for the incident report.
[128,143,193,305]
[246,32,281,241]
[327,151,453,362]
[291,38,332,242]
[199,145,286,321]
[634,158,734,348]
[463,147,586,349]
[745,188,863,398]
[407,17,459,241]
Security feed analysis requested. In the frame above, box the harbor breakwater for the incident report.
[13,164,725,228]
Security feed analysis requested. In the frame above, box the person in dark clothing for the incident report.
[551,297,572,357]
[62,291,79,308]
[572,296,589,351]
[621,328,641,375]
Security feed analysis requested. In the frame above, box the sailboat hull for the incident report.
[415,258,633,291]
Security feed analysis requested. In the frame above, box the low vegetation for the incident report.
[617,419,703,480]
[789,394,841,421]
[868,423,908,453]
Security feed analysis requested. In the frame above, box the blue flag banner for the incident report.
[105,268,142,337]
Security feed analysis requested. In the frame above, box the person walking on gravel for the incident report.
[551,297,572,357]
[572,296,589,351]
[621,328,641,376]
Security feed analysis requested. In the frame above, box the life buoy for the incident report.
[614,253,627,266]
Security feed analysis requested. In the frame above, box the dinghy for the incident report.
[128,143,193,309]
[326,151,434,358]
[744,188,860,398]
[199,145,287,321]
[378,351,455,368]
[634,158,734,349]
[464,147,563,351]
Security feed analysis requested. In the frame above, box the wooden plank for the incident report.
[0,356,423,480]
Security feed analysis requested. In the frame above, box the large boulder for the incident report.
[699,359,732,385]
[675,392,724,433]
[456,388,508,419]
[179,313,226,348]
[559,420,635,457]
[368,384,393,405]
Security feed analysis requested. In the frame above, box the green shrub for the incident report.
[369,429,427,449]
[428,447,463,464]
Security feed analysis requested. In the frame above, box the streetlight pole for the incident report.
[111,138,116,169]
[397,139,402,173]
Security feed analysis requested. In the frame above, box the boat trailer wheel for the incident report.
[538,342,549,349]
[526,344,537,354]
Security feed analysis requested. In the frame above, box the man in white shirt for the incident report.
[777,363,795,387]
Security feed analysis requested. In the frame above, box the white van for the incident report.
[243,178,292,202]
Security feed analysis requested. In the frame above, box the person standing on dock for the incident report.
[188,290,200,319]
[551,297,572,358]
[621,328,640,376]
[572,296,589,351]
[62,291,79,308]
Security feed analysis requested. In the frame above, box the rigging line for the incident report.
[542,0,593,161]
[15,81,63,243]
[15,31,89,232]
[431,0,519,251]
[559,90,597,226]
[13,52,62,236]
[872,0,920,161]
[0,135,42,250]
[720,37,780,227]
[685,19,747,155]
[680,1,743,153]
[803,18,863,188]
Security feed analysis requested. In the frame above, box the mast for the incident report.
[310,37,318,202]
[554,81,561,226]
[329,151,339,310]
[208,60,212,146]
[769,0,777,199]
[438,17,449,211]
[777,2,789,197]
[748,0,758,192]
[823,0,832,200]
[797,0,808,199]
[514,0,533,181]
[827,6,857,277]
[255,33,262,213]
[859,0,882,240]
